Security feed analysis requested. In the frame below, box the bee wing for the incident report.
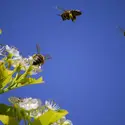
[119,26,125,32]
[36,44,41,54]
[56,6,66,12]
[117,26,125,36]
[71,10,82,16]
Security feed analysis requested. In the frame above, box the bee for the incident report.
[56,6,82,22]
[32,44,51,66]
[117,26,125,36]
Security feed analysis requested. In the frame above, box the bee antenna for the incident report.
[36,44,41,54]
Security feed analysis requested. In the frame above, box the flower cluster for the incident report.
[0,44,44,94]
[0,44,42,75]
[0,44,22,59]
[9,97,60,118]
[45,99,60,111]
[8,97,72,124]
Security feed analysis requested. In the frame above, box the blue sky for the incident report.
[0,0,125,125]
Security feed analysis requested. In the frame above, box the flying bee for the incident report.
[32,44,51,66]
[56,6,82,22]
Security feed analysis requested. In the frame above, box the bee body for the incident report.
[32,44,51,66]
[57,7,82,22]
[60,11,71,21]
[32,54,45,66]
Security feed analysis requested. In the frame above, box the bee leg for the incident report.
[61,15,67,21]
[71,16,76,22]
[62,17,66,21]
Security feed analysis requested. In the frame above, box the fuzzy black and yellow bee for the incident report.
[32,44,51,66]
[56,6,82,22]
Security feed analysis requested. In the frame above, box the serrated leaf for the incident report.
[32,109,68,125]
[0,115,18,125]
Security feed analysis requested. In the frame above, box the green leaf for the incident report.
[0,62,9,79]
[0,115,18,125]
[0,62,12,87]
[0,75,12,89]
[32,109,68,125]
[0,63,20,89]
[0,104,15,117]
[15,77,43,88]
[32,119,42,125]
[15,66,33,82]
[0,104,28,122]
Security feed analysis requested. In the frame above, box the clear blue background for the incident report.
[0,0,125,125]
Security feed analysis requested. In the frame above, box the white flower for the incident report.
[4,45,23,61]
[28,56,33,62]
[52,117,73,125]
[45,100,60,111]
[18,97,42,111]
[5,45,20,57]
[24,56,33,65]
[11,57,29,69]
[0,45,5,56]
[12,55,22,60]
[20,57,32,68]
[62,120,73,125]
[31,66,42,75]
[30,106,48,118]
[57,117,66,124]
[30,110,42,118]
[0,45,23,60]
[30,107,43,118]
